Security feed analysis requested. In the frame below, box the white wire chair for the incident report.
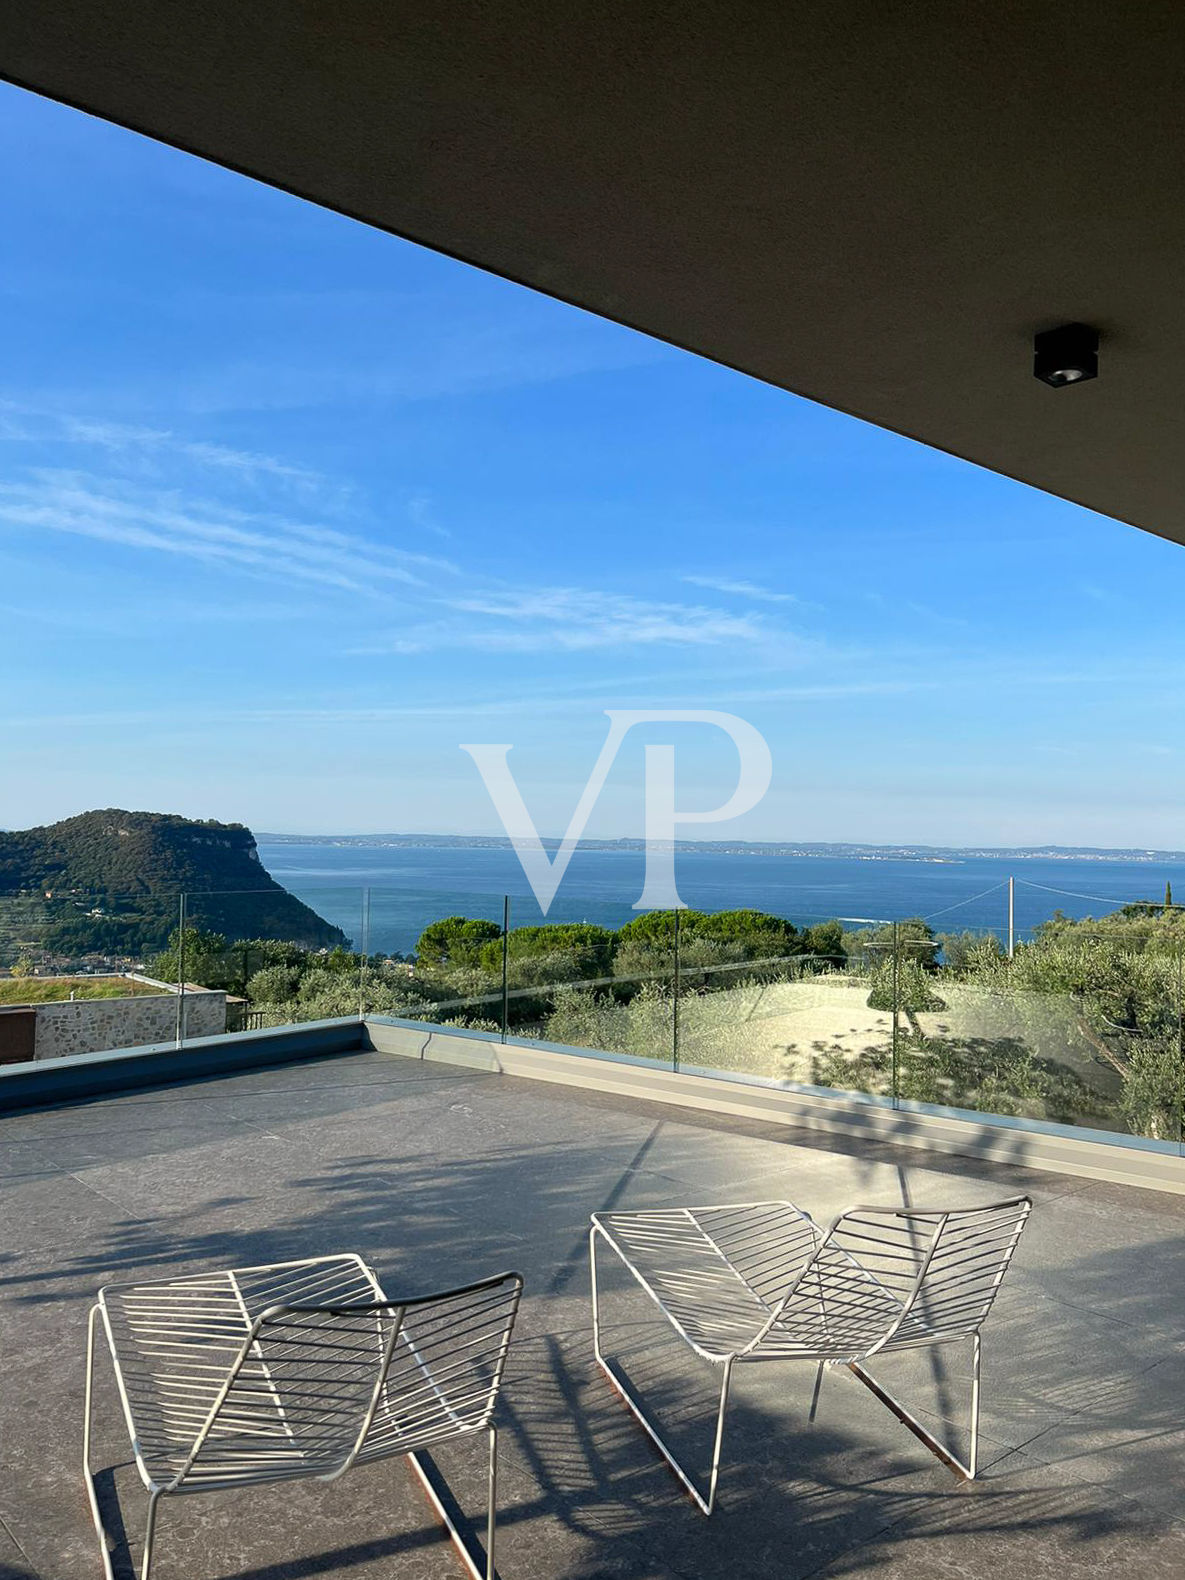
[590,1195,1031,1513]
[84,1254,523,1580]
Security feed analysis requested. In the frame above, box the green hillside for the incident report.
[0,810,346,961]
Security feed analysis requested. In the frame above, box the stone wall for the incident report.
[32,991,227,1061]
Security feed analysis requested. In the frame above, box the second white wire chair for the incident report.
[84,1253,523,1580]
[590,1195,1030,1513]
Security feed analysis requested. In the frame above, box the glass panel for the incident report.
[361,887,508,1032]
[6,863,1183,1155]
[497,893,675,1068]
[897,914,1185,1146]
[675,909,894,1098]
[0,892,58,987]
[177,885,366,1037]
[0,889,188,1062]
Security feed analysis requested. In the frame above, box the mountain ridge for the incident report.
[0,809,346,960]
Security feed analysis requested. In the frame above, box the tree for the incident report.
[544,980,674,1060]
[950,905,1185,1140]
[802,918,845,964]
[616,908,800,958]
[245,964,302,1004]
[478,923,616,977]
[867,955,947,1013]
[146,926,229,987]
[938,930,1004,975]
[695,909,800,953]
[615,910,703,945]
[414,916,502,966]
[846,917,938,971]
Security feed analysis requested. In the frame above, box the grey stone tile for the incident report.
[1011,1351,1185,1520]
[0,1520,37,1580]
[0,1169,126,1255]
[1018,1189,1185,1341]
[517,1322,984,1580]
[0,1264,93,1363]
[210,1066,496,1127]
[867,1291,1179,1455]
[4,1052,1185,1580]
[0,1139,62,1180]
[806,1447,1185,1580]
[42,1121,268,1175]
[59,1129,300,1216]
[1,1090,244,1137]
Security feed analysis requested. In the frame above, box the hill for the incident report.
[0,810,347,961]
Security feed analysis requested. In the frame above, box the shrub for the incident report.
[867,956,947,1013]
[246,964,302,1003]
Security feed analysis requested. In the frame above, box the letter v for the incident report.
[460,714,635,914]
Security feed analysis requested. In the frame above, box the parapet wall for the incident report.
[31,991,226,1060]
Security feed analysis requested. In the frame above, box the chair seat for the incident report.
[99,1255,470,1491]
[758,1240,907,1358]
[595,1196,1035,1365]
[592,1202,826,1360]
[591,1194,1031,1510]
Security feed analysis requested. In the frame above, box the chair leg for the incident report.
[141,1490,162,1580]
[808,1361,825,1423]
[704,1360,733,1515]
[84,1304,167,1580]
[84,1304,116,1580]
[968,1332,981,1478]
[589,1225,734,1516]
[406,1437,496,1580]
[486,1425,497,1580]
[847,1332,982,1480]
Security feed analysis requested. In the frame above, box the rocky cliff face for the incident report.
[0,810,346,955]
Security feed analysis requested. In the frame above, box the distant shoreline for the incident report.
[257,833,1185,864]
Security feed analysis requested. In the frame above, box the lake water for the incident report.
[255,841,1185,956]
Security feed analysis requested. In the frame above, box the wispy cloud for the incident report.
[1076,581,1129,610]
[0,471,455,596]
[66,420,320,484]
[0,400,336,495]
[0,444,805,656]
[681,573,804,605]
[0,401,816,660]
[858,588,970,632]
[362,587,775,654]
[0,698,581,729]
[406,491,451,540]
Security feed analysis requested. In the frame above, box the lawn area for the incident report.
[674,973,1123,1127]
[0,975,161,1005]
[541,971,1125,1130]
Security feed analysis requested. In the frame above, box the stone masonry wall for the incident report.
[32,992,227,1060]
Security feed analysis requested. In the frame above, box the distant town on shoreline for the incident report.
[259,832,1185,864]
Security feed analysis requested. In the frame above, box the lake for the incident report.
[254,841,1185,956]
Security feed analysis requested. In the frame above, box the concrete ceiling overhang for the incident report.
[3,2,1184,543]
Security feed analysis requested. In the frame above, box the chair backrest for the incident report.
[777,1197,1030,1357]
[175,1270,522,1489]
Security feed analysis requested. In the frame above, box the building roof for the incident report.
[4,1041,1185,1576]
[3,3,1185,543]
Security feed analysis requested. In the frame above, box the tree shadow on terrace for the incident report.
[2,1057,1183,1578]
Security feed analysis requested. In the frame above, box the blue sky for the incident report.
[1,82,1183,848]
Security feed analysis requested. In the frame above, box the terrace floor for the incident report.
[3,1048,1185,1580]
